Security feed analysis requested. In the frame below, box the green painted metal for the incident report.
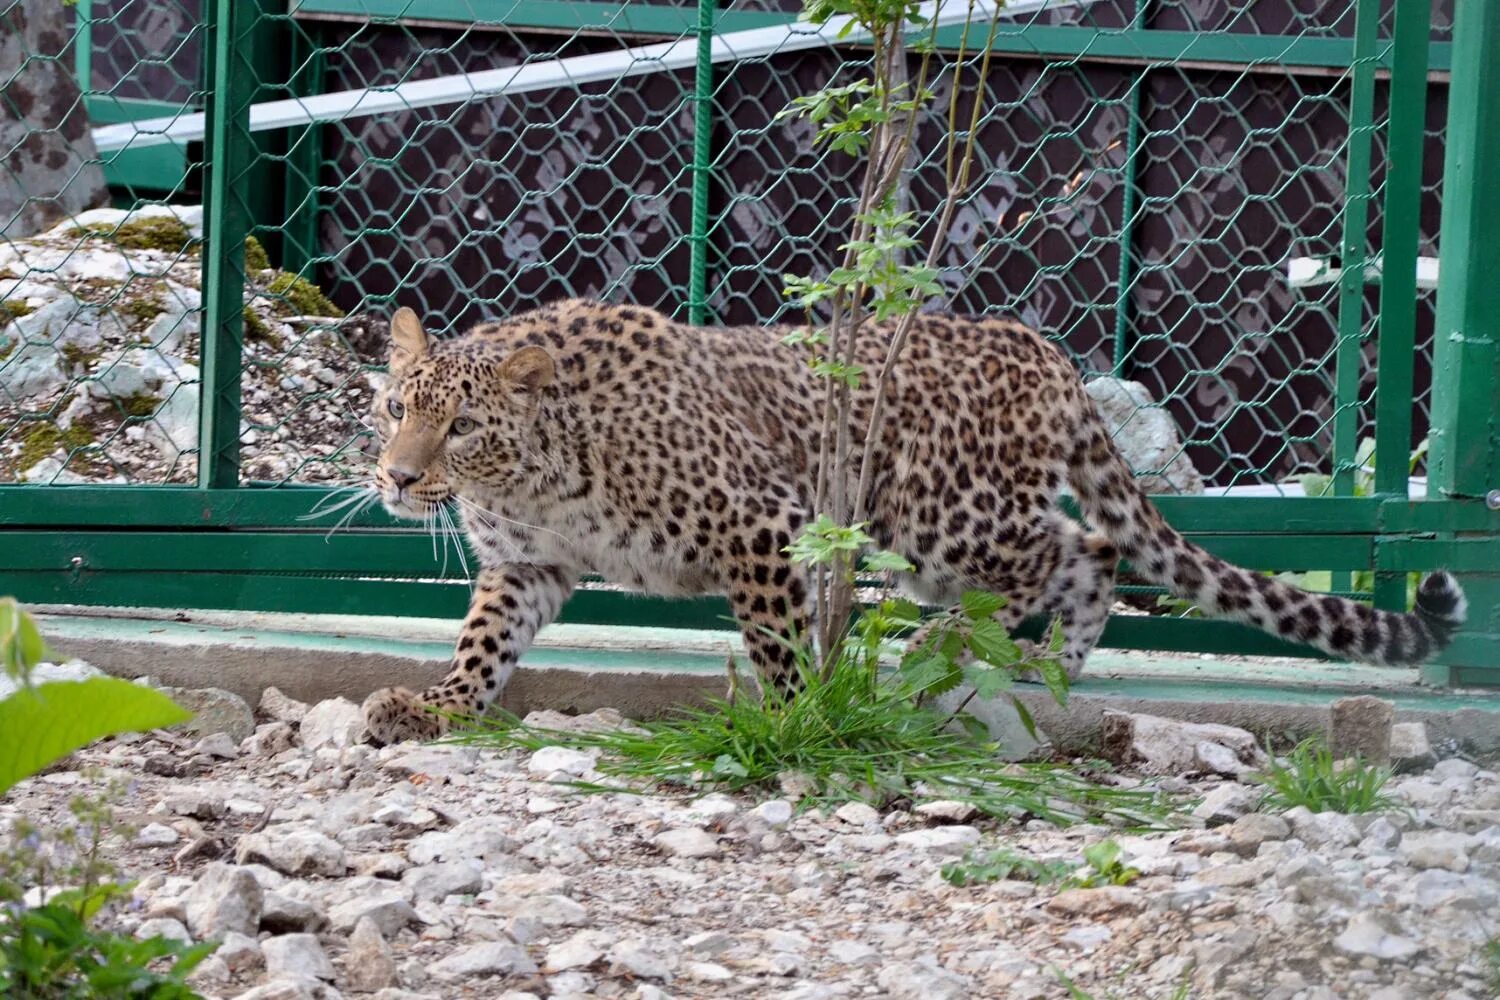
[281,22,329,275]
[1108,1,1148,378]
[71,0,92,94]
[686,0,717,326]
[290,0,788,35]
[86,98,192,193]
[198,0,258,489]
[1369,0,1430,613]
[1331,0,1379,502]
[1424,0,1500,687]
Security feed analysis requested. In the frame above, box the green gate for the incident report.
[1,0,1496,685]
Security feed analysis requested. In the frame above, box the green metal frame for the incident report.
[11,0,1496,687]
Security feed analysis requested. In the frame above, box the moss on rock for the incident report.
[244,236,271,272]
[84,216,197,254]
[1,300,34,324]
[266,271,343,319]
[18,422,94,469]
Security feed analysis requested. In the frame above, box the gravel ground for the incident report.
[4,680,1499,1000]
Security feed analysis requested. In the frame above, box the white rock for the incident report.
[1099,710,1264,775]
[260,891,327,934]
[1432,758,1480,780]
[653,828,721,859]
[259,686,310,723]
[216,931,263,972]
[526,745,596,776]
[430,941,538,981]
[893,826,981,854]
[134,917,192,944]
[608,938,673,980]
[683,930,733,956]
[834,802,881,826]
[914,800,978,823]
[1192,783,1259,826]
[183,863,263,938]
[328,891,420,936]
[751,800,794,827]
[262,933,335,981]
[829,939,881,966]
[1332,911,1422,961]
[1083,376,1204,494]
[876,960,973,1000]
[135,823,181,847]
[401,860,483,902]
[300,697,365,750]
[236,826,346,877]
[545,930,607,971]
[1401,830,1474,872]
[346,916,400,992]
[1286,808,1361,848]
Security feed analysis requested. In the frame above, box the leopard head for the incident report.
[373,307,556,519]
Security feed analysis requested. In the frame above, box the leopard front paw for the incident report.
[361,686,451,746]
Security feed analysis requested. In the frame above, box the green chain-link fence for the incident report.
[2,0,1497,684]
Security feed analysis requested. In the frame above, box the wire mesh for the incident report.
[0,0,1454,499]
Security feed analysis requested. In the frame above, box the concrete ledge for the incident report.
[33,605,1500,754]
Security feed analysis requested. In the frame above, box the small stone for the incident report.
[1045,886,1142,916]
[1390,722,1436,773]
[778,770,818,798]
[183,863,263,938]
[226,978,318,1000]
[136,823,180,847]
[893,826,981,854]
[526,745,595,776]
[260,891,327,934]
[262,933,335,981]
[751,800,794,827]
[1431,757,1480,780]
[1195,740,1252,777]
[235,826,346,877]
[244,722,298,757]
[1360,817,1403,850]
[1333,911,1422,961]
[402,860,483,902]
[914,800,978,824]
[430,941,539,981]
[135,917,192,944]
[653,828,721,859]
[329,892,420,936]
[193,731,241,759]
[300,697,365,750]
[834,801,881,826]
[876,960,972,1000]
[346,916,399,992]
[1099,710,1264,775]
[608,938,673,980]
[685,961,734,982]
[829,939,881,966]
[260,686,310,723]
[1329,695,1394,764]
[161,686,256,742]
[683,930,733,956]
[1287,808,1360,849]
[1192,784,1259,826]
[1401,830,1473,872]
[545,930,606,971]
[216,931,262,972]
[1227,812,1290,855]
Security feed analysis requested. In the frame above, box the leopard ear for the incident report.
[389,307,429,372]
[498,345,554,393]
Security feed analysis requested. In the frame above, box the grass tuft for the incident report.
[1251,736,1397,814]
[450,658,1175,829]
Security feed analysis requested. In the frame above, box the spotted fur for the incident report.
[359,299,1467,744]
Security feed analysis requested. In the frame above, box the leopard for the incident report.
[359,298,1467,745]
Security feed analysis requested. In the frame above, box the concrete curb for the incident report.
[34,606,1500,755]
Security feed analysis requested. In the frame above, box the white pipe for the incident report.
[92,0,1091,153]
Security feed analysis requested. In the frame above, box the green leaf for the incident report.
[1295,472,1333,498]
[711,753,749,779]
[1008,696,1039,741]
[968,618,1022,667]
[1031,657,1071,707]
[864,550,915,573]
[883,598,922,624]
[959,590,1006,621]
[962,664,1014,700]
[0,678,192,794]
[1082,838,1122,872]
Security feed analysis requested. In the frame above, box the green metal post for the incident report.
[1425,0,1500,687]
[1331,0,1379,500]
[687,0,717,326]
[1327,0,1380,596]
[1370,0,1429,611]
[72,0,92,94]
[282,23,327,275]
[1110,0,1150,378]
[198,0,258,489]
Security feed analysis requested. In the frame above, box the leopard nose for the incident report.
[387,467,422,488]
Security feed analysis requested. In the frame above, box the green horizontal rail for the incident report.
[287,0,1452,72]
[0,567,1344,661]
[0,530,1380,575]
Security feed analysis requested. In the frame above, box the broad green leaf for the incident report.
[959,590,1005,621]
[0,678,192,794]
[1295,472,1332,498]
[1031,657,1071,707]
[864,550,915,573]
[883,598,922,624]
[962,664,1013,700]
[1008,696,1039,742]
[968,618,1022,667]
[711,753,749,779]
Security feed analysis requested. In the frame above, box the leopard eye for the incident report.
[387,398,405,419]
[450,416,476,436]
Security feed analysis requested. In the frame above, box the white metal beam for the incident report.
[91,0,1092,153]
